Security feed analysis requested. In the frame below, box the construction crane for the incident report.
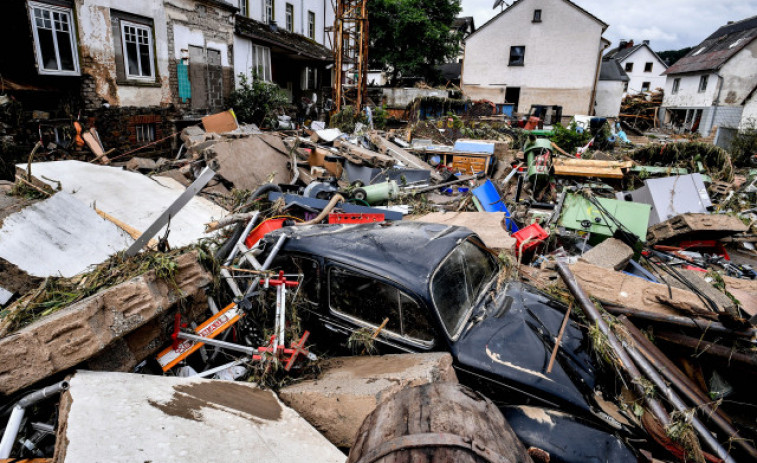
[332,0,368,114]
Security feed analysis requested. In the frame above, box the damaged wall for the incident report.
[461,0,606,116]
[74,0,172,109]
[166,0,236,113]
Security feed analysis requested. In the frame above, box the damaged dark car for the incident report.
[261,221,638,463]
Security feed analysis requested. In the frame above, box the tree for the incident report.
[657,47,693,67]
[368,0,462,85]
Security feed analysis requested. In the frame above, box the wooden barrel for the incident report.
[348,382,533,463]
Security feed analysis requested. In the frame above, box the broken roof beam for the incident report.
[368,132,444,182]
[333,140,395,168]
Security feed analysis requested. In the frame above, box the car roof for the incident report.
[265,221,475,295]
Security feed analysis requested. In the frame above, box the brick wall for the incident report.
[85,107,176,157]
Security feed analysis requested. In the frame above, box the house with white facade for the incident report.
[604,40,667,96]
[595,59,629,118]
[233,0,334,104]
[660,15,757,147]
[461,0,609,117]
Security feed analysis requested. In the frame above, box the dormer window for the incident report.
[533,9,542,22]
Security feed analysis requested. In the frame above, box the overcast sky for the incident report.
[460,0,757,51]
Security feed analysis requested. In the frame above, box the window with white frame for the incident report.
[28,2,79,75]
[121,21,154,79]
[698,75,708,93]
[135,123,156,143]
[302,66,317,89]
[238,0,248,17]
[265,0,274,24]
[285,3,293,32]
[250,45,272,82]
[308,11,315,39]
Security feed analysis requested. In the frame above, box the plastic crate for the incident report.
[513,223,549,255]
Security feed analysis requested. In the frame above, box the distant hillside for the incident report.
[657,47,693,67]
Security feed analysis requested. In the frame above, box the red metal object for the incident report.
[513,223,549,255]
[284,331,312,371]
[261,270,299,288]
[679,240,730,260]
[244,218,287,248]
[328,213,385,224]
[171,313,188,350]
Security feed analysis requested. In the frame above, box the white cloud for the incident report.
[460,0,757,51]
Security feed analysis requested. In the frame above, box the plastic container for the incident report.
[513,223,549,256]
[244,218,287,248]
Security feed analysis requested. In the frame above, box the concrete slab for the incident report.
[56,371,346,463]
[0,192,133,277]
[0,251,210,395]
[18,161,227,249]
[279,353,457,448]
[411,212,516,249]
[579,238,634,271]
[204,134,291,190]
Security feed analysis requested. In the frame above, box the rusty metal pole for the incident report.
[555,261,671,427]
[623,342,738,463]
[620,317,757,460]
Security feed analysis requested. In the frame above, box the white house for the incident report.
[595,59,629,118]
[233,0,334,103]
[461,0,609,117]
[604,40,667,96]
[660,15,757,147]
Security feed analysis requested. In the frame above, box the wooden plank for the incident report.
[334,140,395,168]
[368,133,444,182]
[553,159,631,179]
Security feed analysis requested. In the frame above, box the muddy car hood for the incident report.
[452,282,599,417]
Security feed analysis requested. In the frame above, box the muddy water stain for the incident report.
[149,381,282,422]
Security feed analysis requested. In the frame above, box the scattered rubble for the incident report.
[1,109,756,463]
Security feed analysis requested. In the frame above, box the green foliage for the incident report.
[549,122,591,154]
[729,119,757,166]
[656,47,693,66]
[329,106,367,133]
[368,0,462,85]
[226,74,289,127]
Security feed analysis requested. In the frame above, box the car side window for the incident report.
[329,267,433,344]
[271,255,319,304]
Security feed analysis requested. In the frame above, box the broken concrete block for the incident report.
[579,238,634,271]
[0,251,210,395]
[55,371,346,463]
[659,269,737,316]
[180,125,207,147]
[568,261,712,318]
[723,275,757,317]
[206,134,292,190]
[125,157,157,172]
[647,213,748,244]
[279,352,457,448]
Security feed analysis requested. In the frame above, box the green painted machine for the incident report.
[557,193,651,243]
[523,137,553,183]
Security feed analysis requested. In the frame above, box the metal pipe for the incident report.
[605,305,756,340]
[656,331,757,368]
[555,261,671,426]
[623,341,737,463]
[243,234,288,299]
[196,358,251,378]
[620,317,757,460]
[0,381,69,458]
[176,332,258,356]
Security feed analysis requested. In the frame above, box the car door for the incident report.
[323,262,437,354]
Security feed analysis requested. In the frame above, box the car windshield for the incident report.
[431,238,499,338]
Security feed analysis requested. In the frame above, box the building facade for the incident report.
[604,40,667,96]
[660,15,757,147]
[461,0,609,116]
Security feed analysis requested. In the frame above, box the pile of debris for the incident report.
[1,108,756,463]
[619,90,664,133]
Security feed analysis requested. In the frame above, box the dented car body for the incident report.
[263,222,635,462]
